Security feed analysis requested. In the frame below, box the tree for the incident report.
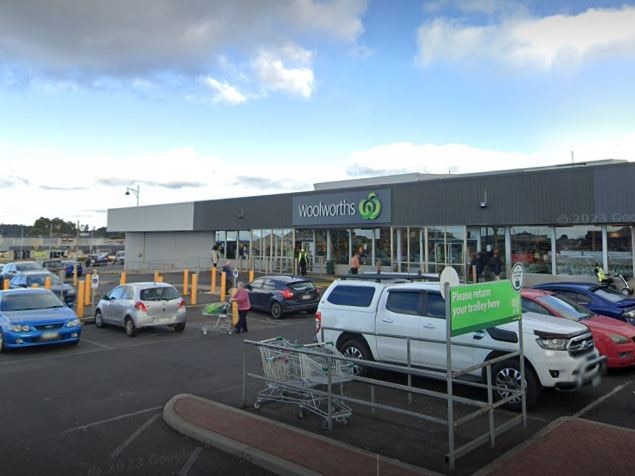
[30,217,78,236]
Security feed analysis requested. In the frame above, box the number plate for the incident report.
[41,331,59,340]
[302,294,312,300]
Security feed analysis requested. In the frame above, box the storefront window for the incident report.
[607,225,633,276]
[331,229,349,265]
[215,231,226,259]
[555,225,601,276]
[225,231,237,260]
[407,227,422,272]
[511,227,552,274]
[374,228,391,269]
[480,226,506,280]
[352,229,373,266]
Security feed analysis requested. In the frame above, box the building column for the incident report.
[601,225,608,272]
[551,227,557,275]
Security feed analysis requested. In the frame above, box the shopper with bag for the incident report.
[231,281,250,334]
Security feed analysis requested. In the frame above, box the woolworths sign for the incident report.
[292,189,392,226]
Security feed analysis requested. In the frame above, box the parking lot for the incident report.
[1,270,634,475]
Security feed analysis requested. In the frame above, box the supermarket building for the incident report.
[107,160,635,282]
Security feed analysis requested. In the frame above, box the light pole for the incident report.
[125,185,140,206]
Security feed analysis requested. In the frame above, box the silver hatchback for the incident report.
[95,282,186,337]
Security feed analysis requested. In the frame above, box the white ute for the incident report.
[316,280,604,408]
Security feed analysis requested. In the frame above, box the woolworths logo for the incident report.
[358,193,382,220]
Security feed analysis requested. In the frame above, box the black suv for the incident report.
[246,275,320,319]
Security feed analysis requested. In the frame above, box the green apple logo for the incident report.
[359,193,382,220]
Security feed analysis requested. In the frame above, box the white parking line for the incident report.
[80,338,113,350]
[110,413,160,460]
[178,447,202,476]
[64,406,163,433]
[573,382,631,418]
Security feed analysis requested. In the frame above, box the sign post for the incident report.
[91,272,99,314]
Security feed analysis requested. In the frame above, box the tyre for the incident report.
[94,310,104,328]
[492,360,541,410]
[340,339,373,377]
[173,322,186,333]
[124,317,138,337]
[0,332,5,353]
[270,301,283,319]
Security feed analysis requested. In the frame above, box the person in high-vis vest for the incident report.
[298,249,308,277]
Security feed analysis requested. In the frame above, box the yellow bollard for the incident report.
[44,276,52,289]
[211,268,217,294]
[3,279,9,290]
[120,271,127,285]
[154,271,160,282]
[73,264,78,287]
[77,280,85,318]
[85,273,92,305]
[191,273,198,305]
[157,274,163,283]
[183,269,189,296]
[220,272,226,302]
[249,269,254,283]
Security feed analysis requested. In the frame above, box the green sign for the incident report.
[449,280,521,336]
[358,192,382,220]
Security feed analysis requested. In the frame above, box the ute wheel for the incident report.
[340,339,373,377]
[270,302,283,319]
[0,332,5,353]
[492,360,541,410]
[124,317,138,337]
[173,322,186,333]
[94,310,104,328]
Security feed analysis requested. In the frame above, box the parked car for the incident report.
[9,271,77,307]
[0,288,81,351]
[521,288,635,368]
[534,282,635,326]
[115,251,125,265]
[0,261,43,281]
[246,275,320,319]
[95,282,186,337]
[42,259,65,274]
[61,260,83,277]
[317,279,603,409]
[85,253,110,267]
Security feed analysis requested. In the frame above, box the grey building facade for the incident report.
[107,160,635,282]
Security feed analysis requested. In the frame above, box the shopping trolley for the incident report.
[201,302,234,335]
[254,337,355,429]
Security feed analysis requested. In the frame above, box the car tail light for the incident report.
[134,301,148,312]
[280,288,294,299]
[179,298,186,309]
[315,311,321,334]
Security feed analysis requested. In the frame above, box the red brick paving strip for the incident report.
[486,419,635,476]
[174,396,425,476]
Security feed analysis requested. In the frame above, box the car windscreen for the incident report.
[536,295,592,320]
[140,286,180,301]
[326,285,375,307]
[27,274,62,286]
[593,287,630,303]
[288,281,316,292]
[16,263,42,271]
[1,292,64,311]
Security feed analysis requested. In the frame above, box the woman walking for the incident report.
[232,281,251,334]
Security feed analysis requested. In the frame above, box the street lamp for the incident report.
[125,185,140,206]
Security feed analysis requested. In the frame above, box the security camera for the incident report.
[479,201,487,208]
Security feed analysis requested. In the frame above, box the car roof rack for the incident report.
[336,272,440,283]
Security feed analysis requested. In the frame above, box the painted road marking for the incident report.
[573,382,631,418]
[178,447,202,476]
[110,413,160,460]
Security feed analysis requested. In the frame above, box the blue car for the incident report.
[534,282,635,326]
[62,260,83,278]
[0,289,82,351]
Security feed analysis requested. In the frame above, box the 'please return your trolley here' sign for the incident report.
[449,281,521,336]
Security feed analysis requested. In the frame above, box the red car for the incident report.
[521,288,635,368]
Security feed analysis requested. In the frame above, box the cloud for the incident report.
[0,175,30,187]
[346,164,410,177]
[253,44,315,98]
[203,77,247,104]
[0,0,366,80]
[97,178,205,189]
[39,185,88,191]
[417,5,635,70]
[232,176,308,190]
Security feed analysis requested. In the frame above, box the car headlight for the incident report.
[10,324,31,332]
[623,310,635,318]
[536,337,568,351]
[66,319,81,328]
[608,334,630,344]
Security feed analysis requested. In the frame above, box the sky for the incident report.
[1,0,635,229]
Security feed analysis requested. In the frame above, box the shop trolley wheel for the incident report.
[342,417,350,426]
[227,330,233,335]
[297,407,304,420]
[322,419,330,430]
[254,401,261,410]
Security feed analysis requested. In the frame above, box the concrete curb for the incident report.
[163,393,435,476]
[162,394,320,476]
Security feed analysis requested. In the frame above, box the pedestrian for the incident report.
[211,245,220,269]
[231,281,250,334]
[376,258,382,274]
[221,260,234,285]
[298,248,308,276]
[490,248,503,280]
[350,250,361,275]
